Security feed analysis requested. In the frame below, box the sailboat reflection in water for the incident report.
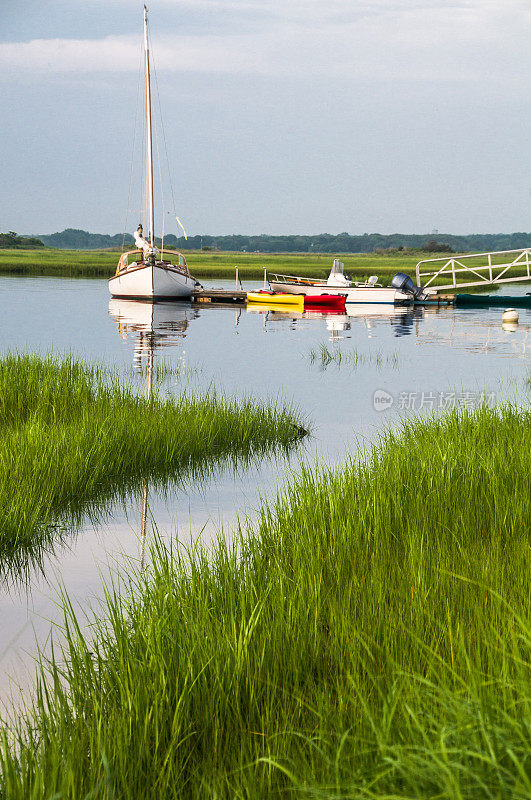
[108,298,198,567]
[109,298,198,366]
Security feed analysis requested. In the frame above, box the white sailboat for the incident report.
[109,6,197,300]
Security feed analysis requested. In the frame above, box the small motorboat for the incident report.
[269,260,417,305]
[303,293,346,310]
[246,291,304,308]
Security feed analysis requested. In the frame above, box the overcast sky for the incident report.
[2,0,531,236]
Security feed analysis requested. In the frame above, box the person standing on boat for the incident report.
[135,223,158,262]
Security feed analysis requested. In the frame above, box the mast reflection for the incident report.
[108,299,198,567]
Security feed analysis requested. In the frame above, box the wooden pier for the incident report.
[192,288,458,307]
[192,288,247,304]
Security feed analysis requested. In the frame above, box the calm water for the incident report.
[0,275,529,706]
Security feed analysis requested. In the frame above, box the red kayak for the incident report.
[303,293,346,310]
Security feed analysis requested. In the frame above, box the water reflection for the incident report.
[242,295,531,356]
[107,297,310,571]
[245,303,423,339]
[110,296,425,347]
[108,294,531,358]
[108,299,198,368]
[418,306,531,358]
[139,332,153,572]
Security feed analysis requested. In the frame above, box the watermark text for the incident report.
[373,389,497,412]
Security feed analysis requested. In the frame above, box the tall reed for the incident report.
[310,343,400,368]
[0,353,306,576]
[0,403,529,798]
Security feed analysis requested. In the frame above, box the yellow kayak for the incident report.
[246,291,304,308]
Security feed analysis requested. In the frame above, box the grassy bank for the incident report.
[0,248,425,281]
[0,354,306,574]
[1,403,529,798]
[2,248,531,289]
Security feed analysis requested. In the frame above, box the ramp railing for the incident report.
[416,248,531,292]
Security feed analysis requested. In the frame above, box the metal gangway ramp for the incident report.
[416,248,531,293]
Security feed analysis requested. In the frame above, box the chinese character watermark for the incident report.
[373,389,496,412]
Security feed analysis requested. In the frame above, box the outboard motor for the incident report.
[391,272,426,300]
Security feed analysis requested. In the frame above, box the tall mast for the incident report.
[143,5,155,249]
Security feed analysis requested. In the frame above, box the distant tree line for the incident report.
[27,228,531,254]
[0,231,44,249]
[36,229,131,250]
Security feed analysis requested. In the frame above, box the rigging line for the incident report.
[122,42,144,254]
[139,35,148,245]
[155,121,165,252]
[142,100,147,243]
[141,27,149,245]
[149,27,166,253]
[150,37,179,225]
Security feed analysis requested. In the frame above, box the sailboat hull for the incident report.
[108,264,195,299]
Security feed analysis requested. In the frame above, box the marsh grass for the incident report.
[3,249,531,291]
[0,354,306,577]
[149,358,199,381]
[310,343,400,369]
[0,403,529,798]
[0,249,427,282]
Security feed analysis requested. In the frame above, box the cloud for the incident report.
[1,0,529,82]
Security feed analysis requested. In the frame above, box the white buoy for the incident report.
[502,308,519,324]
